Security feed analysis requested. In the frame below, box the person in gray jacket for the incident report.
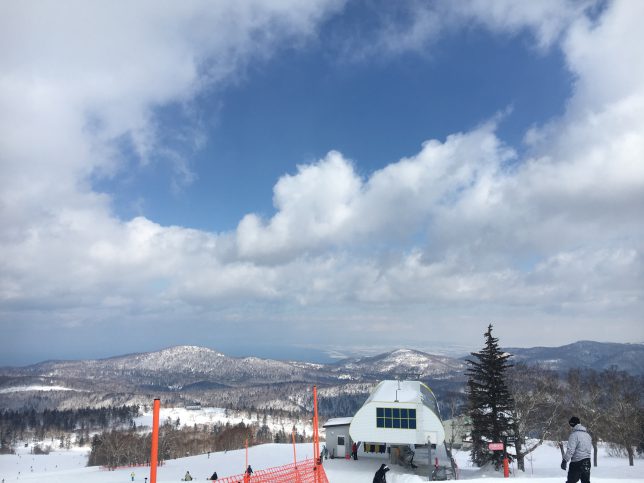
[561,416,592,483]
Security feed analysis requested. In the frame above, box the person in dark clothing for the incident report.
[561,416,592,483]
[246,465,253,475]
[373,463,390,483]
[352,442,358,460]
[209,471,218,480]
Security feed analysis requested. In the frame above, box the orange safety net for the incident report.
[214,458,329,483]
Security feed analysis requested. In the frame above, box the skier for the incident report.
[183,470,193,481]
[373,463,390,483]
[561,416,592,483]
[243,465,253,483]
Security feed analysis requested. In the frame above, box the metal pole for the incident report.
[428,437,432,481]
[150,399,160,483]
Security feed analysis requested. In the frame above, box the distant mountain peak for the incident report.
[155,345,225,357]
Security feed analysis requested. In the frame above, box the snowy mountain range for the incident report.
[0,341,641,411]
[504,340,644,374]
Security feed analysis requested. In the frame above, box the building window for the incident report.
[376,407,416,429]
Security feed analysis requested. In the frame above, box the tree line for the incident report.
[0,405,140,453]
[88,419,310,468]
[465,325,643,471]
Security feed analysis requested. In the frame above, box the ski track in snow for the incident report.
[1,439,642,483]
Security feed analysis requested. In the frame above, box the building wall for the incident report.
[350,402,445,445]
[324,425,352,459]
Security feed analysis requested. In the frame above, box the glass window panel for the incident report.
[384,408,392,418]
[385,418,392,428]
[401,419,409,429]
[392,408,400,418]
[377,407,384,417]
[401,408,408,418]
[393,419,401,428]
[377,418,384,428]
[409,419,416,429]
[409,409,416,418]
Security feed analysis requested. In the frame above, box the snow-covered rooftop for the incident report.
[323,417,353,427]
[365,380,423,404]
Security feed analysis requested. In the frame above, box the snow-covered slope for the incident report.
[0,439,641,483]
[5,345,315,389]
[331,348,466,379]
[505,341,644,374]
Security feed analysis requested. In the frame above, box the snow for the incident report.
[366,381,425,404]
[0,385,83,394]
[323,417,353,427]
[1,440,641,483]
[134,406,313,437]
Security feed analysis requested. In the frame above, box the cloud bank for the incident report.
[1,0,642,360]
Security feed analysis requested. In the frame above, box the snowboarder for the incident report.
[352,442,358,460]
[373,463,390,483]
[183,470,193,481]
[209,471,218,480]
[561,416,592,483]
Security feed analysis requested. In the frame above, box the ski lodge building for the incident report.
[323,380,445,459]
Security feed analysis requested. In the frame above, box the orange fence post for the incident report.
[312,385,320,483]
[245,438,249,482]
[150,398,160,483]
[292,428,297,466]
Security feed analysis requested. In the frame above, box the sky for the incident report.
[1,0,643,366]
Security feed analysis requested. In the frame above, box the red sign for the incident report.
[488,442,504,451]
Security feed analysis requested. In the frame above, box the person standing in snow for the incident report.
[561,416,592,483]
[183,470,193,481]
[130,471,135,481]
[352,442,358,460]
[373,463,390,483]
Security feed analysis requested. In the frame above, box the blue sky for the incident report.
[1,0,643,365]
[104,16,572,232]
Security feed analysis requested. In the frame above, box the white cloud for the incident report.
[1,0,643,356]
[337,0,595,60]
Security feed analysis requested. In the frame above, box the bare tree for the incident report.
[600,370,643,466]
[565,369,605,467]
[507,363,563,471]
[444,395,469,452]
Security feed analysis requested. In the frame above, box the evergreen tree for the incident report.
[466,324,515,468]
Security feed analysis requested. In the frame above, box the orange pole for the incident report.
[150,399,160,483]
[503,457,510,478]
[245,438,249,482]
[292,428,297,466]
[313,385,320,483]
